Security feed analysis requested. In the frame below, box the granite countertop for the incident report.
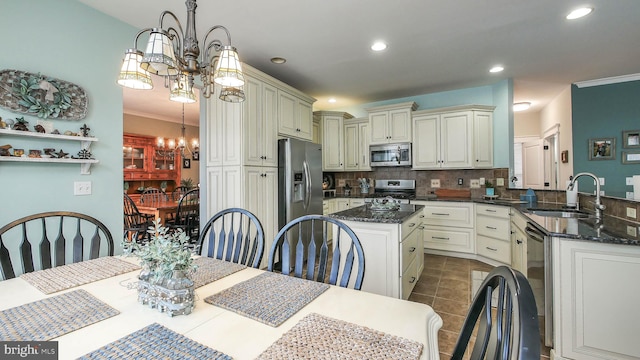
[328,204,424,224]
[413,197,640,246]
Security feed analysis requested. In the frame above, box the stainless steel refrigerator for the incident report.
[276,138,323,269]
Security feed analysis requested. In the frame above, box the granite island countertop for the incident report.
[413,197,640,246]
[328,204,424,224]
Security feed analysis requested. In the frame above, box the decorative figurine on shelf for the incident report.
[12,117,29,131]
[5,119,14,130]
[34,124,46,133]
[43,148,55,156]
[0,144,12,156]
[80,124,91,137]
[73,149,93,159]
[0,117,5,129]
[54,149,69,159]
[51,129,60,134]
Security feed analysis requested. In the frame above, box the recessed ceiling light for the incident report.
[328,98,337,103]
[489,65,504,73]
[566,7,593,20]
[513,102,532,112]
[371,41,387,51]
[270,57,286,64]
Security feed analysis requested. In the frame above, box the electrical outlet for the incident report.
[338,179,345,187]
[74,181,92,196]
[628,192,635,199]
[430,179,441,188]
[458,178,463,185]
[627,207,637,219]
[599,177,605,186]
[470,179,480,188]
[627,226,637,237]
[627,177,634,186]
[496,178,504,186]
[479,177,485,185]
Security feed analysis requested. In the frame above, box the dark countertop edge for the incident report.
[410,197,640,246]
[328,205,425,224]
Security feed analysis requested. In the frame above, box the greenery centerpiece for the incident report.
[484,180,495,196]
[122,220,197,316]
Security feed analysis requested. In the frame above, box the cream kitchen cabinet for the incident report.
[475,204,511,265]
[244,75,278,167]
[367,102,417,145]
[316,111,353,171]
[344,118,370,171]
[278,90,314,141]
[412,105,494,169]
[415,201,475,254]
[335,198,364,211]
[510,209,528,275]
[552,238,640,360]
[244,166,278,269]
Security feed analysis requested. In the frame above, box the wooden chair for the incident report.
[0,211,114,280]
[197,208,265,268]
[451,266,541,360]
[267,215,365,290]
[169,188,200,242]
[123,193,154,242]
[140,187,168,204]
[171,186,190,201]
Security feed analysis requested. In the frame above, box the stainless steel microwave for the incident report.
[370,143,412,167]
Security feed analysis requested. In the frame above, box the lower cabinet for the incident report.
[337,210,423,299]
[475,204,511,265]
[552,238,640,360]
[510,210,528,275]
[415,201,475,254]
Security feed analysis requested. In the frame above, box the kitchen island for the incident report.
[329,204,425,299]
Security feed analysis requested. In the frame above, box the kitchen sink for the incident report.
[527,209,594,219]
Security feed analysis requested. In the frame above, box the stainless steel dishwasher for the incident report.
[525,219,553,347]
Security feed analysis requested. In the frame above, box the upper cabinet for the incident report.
[412,105,494,170]
[344,118,370,171]
[244,75,278,167]
[316,111,353,171]
[367,102,418,145]
[278,90,314,141]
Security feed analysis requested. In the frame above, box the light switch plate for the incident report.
[430,179,441,188]
[627,177,634,186]
[74,181,91,196]
[496,178,505,186]
[479,177,485,185]
[338,179,345,187]
[627,226,637,237]
[470,179,480,188]
[599,177,605,186]
[628,192,635,199]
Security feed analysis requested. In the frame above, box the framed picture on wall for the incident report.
[561,150,569,163]
[622,151,640,164]
[192,151,199,161]
[183,158,191,169]
[588,138,615,160]
[622,130,640,149]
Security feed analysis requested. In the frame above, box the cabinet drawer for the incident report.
[477,235,511,264]
[401,226,420,273]
[476,215,510,240]
[424,226,474,253]
[401,212,423,237]
[423,203,473,227]
[476,204,510,218]
[401,256,418,300]
[128,172,150,180]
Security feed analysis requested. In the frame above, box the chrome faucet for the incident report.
[567,172,606,221]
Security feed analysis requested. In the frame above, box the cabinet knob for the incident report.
[516,239,523,244]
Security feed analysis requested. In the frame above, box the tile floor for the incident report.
[408,253,551,359]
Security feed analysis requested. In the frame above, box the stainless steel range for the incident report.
[365,179,416,204]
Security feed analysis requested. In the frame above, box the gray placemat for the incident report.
[257,313,424,360]
[77,322,231,360]
[191,257,246,288]
[204,272,329,327]
[20,257,140,294]
[0,289,119,341]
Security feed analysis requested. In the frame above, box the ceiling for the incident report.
[80,0,640,126]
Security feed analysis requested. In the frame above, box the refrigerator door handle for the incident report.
[303,159,311,210]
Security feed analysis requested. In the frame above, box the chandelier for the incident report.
[117,0,245,103]
[157,104,199,158]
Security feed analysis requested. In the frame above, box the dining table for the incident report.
[0,256,443,359]
[136,200,197,226]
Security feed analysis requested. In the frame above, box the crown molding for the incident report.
[574,73,640,88]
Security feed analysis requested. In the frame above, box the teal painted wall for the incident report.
[334,80,512,168]
[572,81,640,198]
[0,0,137,252]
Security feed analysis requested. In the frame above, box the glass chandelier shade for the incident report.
[219,86,245,103]
[117,49,153,90]
[141,29,179,76]
[214,46,245,87]
[170,74,197,103]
